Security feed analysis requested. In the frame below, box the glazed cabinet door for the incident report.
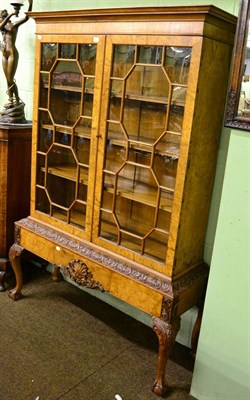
[31,35,105,241]
[93,35,200,274]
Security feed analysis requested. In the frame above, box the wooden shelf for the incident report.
[104,176,174,212]
[107,131,180,159]
[110,90,186,107]
[41,123,92,139]
[41,164,89,184]
[43,83,95,94]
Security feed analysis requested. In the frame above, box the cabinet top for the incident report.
[28,5,236,23]
[28,5,236,43]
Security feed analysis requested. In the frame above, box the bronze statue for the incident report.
[0,0,33,123]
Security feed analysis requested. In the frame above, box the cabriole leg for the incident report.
[8,243,25,301]
[152,316,181,396]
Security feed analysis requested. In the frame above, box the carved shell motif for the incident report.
[61,259,105,292]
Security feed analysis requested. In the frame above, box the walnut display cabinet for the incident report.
[8,6,236,396]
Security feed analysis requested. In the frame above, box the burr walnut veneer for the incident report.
[8,7,236,396]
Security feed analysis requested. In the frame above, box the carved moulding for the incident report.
[14,218,208,298]
[14,219,174,295]
[59,259,105,292]
[160,296,179,323]
[225,90,250,130]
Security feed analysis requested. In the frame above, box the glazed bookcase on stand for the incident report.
[7,7,236,396]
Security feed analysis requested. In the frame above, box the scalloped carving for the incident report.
[60,259,105,292]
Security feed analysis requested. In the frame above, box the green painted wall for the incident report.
[191,129,250,399]
[1,1,249,399]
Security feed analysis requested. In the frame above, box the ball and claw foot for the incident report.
[152,380,168,396]
[8,288,23,301]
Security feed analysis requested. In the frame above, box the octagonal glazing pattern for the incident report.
[99,44,192,263]
[35,42,97,230]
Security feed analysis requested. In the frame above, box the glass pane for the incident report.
[164,47,191,84]
[153,155,177,190]
[50,90,81,126]
[40,73,49,108]
[75,117,92,137]
[101,181,114,208]
[157,208,172,231]
[112,45,135,78]
[79,167,89,192]
[109,96,121,121]
[105,140,126,172]
[70,202,86,229]
[55,130,71,146]
[85,77,95,92]
[123,100,166,141]
[79,44,97,75]
[37,111,53,152]
[155,131,181,157]
[46,145,77,208]
[74,137,90,164]
[144,230,168,262]
[41,43,57,71]
[126,66,143,96]
[36,154,45,186]
[127,148,151,166]
[59,44,76,59]
[110,79,123,97]
[38,127,53,152]
[137,46,162,64]
[36,187,50,213]
[52,206,68,222]
[168,106,184,133]
[52,60,82,88]
[142,66,169,98]
[126,66,169,98]
[99,210,118,242]
[83,93,93,117]
[172,85,187,105]
[47,174,76,208]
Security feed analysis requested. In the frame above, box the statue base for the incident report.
[0,101,27,124]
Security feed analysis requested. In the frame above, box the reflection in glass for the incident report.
[99,44,192,262]
[38,128,53,152]
[164,47,191,84]
[79,44,97,75]
[74,137,90,164]
[41,43,57,71]
[52,60,82,88]
[238,28,250,118]
[59,44,76,59]
[137,46,162,64]
[112,45,135,77]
